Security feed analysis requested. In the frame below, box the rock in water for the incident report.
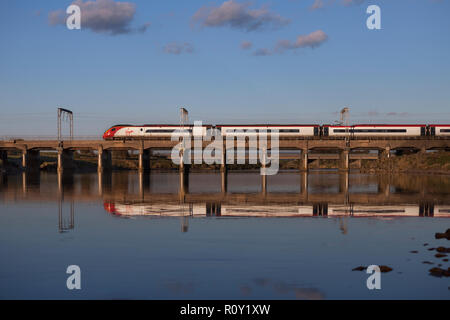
[429,267,450,278]
[379,266,393,273]
[352,266,366,271]
[435,229,450,240]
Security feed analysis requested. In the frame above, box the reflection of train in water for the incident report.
[103,124,450,140]
[104,202,450,218]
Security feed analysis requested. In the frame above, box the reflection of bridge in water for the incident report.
[1,170,449,232]
[1,170,449,205]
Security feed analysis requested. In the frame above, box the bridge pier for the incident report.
[57,149,74,172]
[138,149,150,172]
[261,148,267,195]
[380,146,391,160]
[220,147,228,193]
[0,150,8,167]
[22,150,40,171]
[98,147,112,172]
[300,149,308,171]
[340,149,349,171]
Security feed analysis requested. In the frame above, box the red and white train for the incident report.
[103,124,450,140]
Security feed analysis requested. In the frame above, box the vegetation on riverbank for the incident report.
[360,151,450,174]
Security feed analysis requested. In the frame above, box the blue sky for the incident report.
[0,0,449,136]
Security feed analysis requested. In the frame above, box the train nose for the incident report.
[103,129,113,139]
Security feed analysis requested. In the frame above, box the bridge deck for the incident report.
[0,137,449,152]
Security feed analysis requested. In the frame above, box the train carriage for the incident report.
[429,125,450,137]
[323,124,427,137]
[216,124,320,137]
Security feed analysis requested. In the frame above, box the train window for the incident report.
[226,129,263,133]
[441,129,450,133]
[225,129,300,133]
[372,129,407,133]
[145,129,174,133]
[145,129,193,133]
[333,129,407,133]
[111,128,116,131]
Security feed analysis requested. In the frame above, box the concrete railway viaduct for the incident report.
[1,137,449,172]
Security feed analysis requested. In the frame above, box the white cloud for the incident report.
[253,30,328,56]
[192,0,290,32]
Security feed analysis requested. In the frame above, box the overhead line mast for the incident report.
[57,107,73,142]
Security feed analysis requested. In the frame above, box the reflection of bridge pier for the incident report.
[301,172,308,200]
[377,175,391,197]
[261,174,267,195]
[339,171,349,194]
[221,169,228,193]
[0,172,7,191]
[57,170,74,194]
[179,167,189,199]
[21,171,40,194]
[180,203,193,232]
[98,169,112,196]
[138,171,150,200]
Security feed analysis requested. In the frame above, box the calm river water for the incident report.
[0,170,449,299]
